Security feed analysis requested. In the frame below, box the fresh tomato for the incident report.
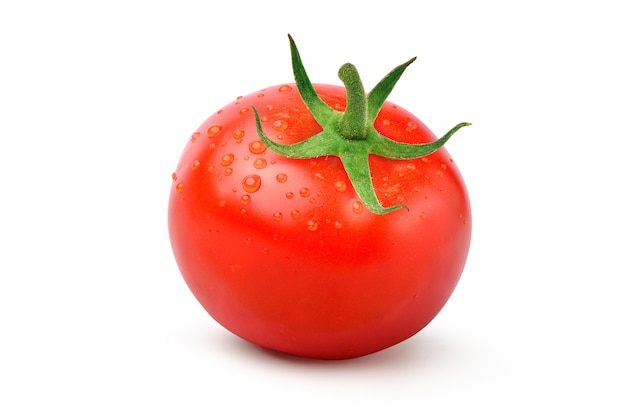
[168,35,471,359]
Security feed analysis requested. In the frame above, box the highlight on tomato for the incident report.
[168,35,472,360]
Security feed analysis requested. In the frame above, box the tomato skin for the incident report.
[169,83,471,359]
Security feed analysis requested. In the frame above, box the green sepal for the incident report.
[251,106,342,158]
[287,34,336,124]
[367,122,472,159]
[252,35,470,215]
[339,149,408,215]
[367,57,417,124]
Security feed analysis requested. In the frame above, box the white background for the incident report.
[2,1,625,416]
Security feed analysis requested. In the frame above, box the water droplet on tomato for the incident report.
[381,119,391,127]
[273,212,283,221]
[334,180,347,192]
[242,174,262,193]
[218,200,226,207]
[307,220,318,231]
[299,188,310,198]
[406,163,416,170]
[239,107,249,114]
[406,121,417,132]
[207,125,222,137]
[171,172,177,181]
[240,195,251,205]
[276,173,288,183]
[436,170,443,177]
[291,210,300,219]
[334,221,342,229]
[257,93,265,98]
[246,237,253,244]
[351,200,364,214]
[233,129,245,141]
[421,157,429,163]
[191,160,201,170]
[175,183,183,193]
[419,211,426,219]
[249,140,266,154]
[441,163,448,170]
[224,167,233,176]
[207,165,215,173]
[190,132,200,142]
[262,248,270,255]
[220,153,235,166]
[278,85,292,92]
[254,158,267,169]
[272,120,288,131]
[285,192,294,199]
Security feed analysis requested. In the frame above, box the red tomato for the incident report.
[168,36,471,359]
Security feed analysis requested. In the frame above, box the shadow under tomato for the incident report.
[206,326,460,374]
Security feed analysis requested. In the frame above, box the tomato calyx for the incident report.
[252,35,471,215]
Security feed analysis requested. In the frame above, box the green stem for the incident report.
[336,63,367,140]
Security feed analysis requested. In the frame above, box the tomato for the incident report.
[168,36,471,359]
